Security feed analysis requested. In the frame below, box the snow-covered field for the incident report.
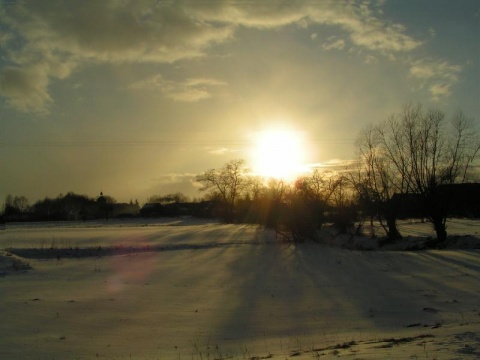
[1,218,479,359]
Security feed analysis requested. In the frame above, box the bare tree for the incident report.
[329,174,358,234]
[4,195,30,221]
[196,159,248,223]
[356,104,479,243]
[400,107,479,242]
[354,122,405,240]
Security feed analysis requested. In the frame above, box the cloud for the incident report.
[128,74,163,91]
[166,78,227,102]
[308,159,358,175]
[322,37,346,51]
[306,1,422,53]
[0,32,11,45]
[146,173,201,198]
[152,173,197,185]
[0,65,52,113]
[129,75,227,102]
[364,55,378,64]
[195,1,422,54]
[409,59,461,81]
[319,158,358,167]
[429,83,452,99]
[205,147,236,156]
[408,59,462,99]
[184,78,227,87]
[10,1,234,64]
[166,88,211,103]
[0,0,234,111]
[346,19,421,53]
[191,1,310,29]
[0,0,459,112]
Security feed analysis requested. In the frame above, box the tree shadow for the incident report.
[208,241,480,356]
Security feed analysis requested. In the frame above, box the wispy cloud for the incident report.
[152,173,197,185]
[322,37,346,51]
[315,159,358,168]
[408,59,462,100]
[429,83,452,99]
[129,75,227,102]
[196,1,422,54]
[204,146,237,156]
[148,173,202,196]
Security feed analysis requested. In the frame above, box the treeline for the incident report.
[2,104,479,244]
[195,159,480,243]
[1,191,215,222]
[2,192,140,222]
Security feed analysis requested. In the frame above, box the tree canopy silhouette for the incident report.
[355,104,479,243]
[196,159,248,223]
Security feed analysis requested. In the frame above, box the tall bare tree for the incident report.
[356,104,479,243]
[354,122,406,240]
[196,159,248,223]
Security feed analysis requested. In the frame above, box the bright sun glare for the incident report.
[251,129,308,180]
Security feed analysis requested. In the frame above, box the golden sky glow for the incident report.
[0,1,478,202]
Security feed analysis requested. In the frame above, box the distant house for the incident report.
[392,183,480,219]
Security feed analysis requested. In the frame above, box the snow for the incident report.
[1,218,479,359]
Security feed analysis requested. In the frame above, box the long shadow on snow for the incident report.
[5,225,257,259]
[209,242,475,351]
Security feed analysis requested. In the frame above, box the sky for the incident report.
[0,0,479,204]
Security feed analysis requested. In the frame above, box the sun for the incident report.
[250,129,308,180]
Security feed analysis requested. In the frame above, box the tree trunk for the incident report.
[383,198,402,242]
[432,216,447,243]
[385,215,402,242]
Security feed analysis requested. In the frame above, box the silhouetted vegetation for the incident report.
[4,195,30,222]
[3,192,140,222]
[140,200,218,218]
[1,105,478,245]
